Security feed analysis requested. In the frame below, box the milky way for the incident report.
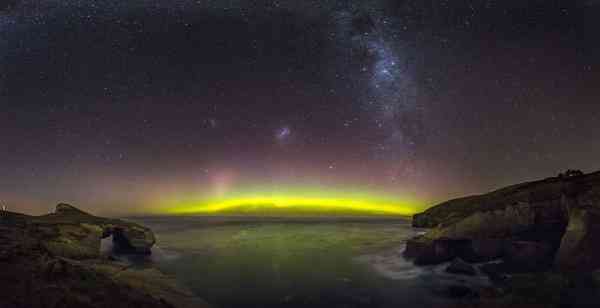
[1,1,599,215]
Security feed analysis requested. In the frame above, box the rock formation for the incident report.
[17,203,157,258]
[0,0,17,12]
[407,170,600,272]
[406,171,600,307]
[445,258,477,276]
[0,203,209,308]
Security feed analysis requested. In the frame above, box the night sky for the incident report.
[1,0,599,215]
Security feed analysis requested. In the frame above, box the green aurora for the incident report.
[159,188,423,217]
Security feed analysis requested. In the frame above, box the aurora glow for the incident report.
[160,189,422,217]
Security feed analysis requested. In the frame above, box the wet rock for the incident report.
[446,258,477,276]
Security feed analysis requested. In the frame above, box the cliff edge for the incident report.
[405,170,600,307]
[406,170,600,272]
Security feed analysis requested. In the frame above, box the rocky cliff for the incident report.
[405,171,600,307]
[0,204,209,308]
[407,171,600,271]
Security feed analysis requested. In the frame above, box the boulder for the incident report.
[446,258,477,276]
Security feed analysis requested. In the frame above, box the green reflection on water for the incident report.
[155,223,410,307]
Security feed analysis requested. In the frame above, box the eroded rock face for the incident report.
[35,222,104,259]
[464,239,505,262]
[404,236,459,264]
[504,241,555,271]
[408,171,600,273]
[431,203,537,239]
[406,202,564,266]
[412,173,577,228]
[108,225,156,255]
[3,203,156,259]
[555,208,600,271]
[56,203,155,256]
[555,175,600,271]
[0,204,204,308]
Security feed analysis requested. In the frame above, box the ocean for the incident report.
[128,217,491,308]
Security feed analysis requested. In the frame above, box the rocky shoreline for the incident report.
[405,170,600,307]
[0,204,209,308]
[3,171,600,308]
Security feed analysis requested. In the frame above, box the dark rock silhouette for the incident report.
[445,258,476,276]
[0,0,17,12]
[558,169,585,179]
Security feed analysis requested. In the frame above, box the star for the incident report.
[275,126,291,142]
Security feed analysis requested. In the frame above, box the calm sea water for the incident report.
[130,217,491,308]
